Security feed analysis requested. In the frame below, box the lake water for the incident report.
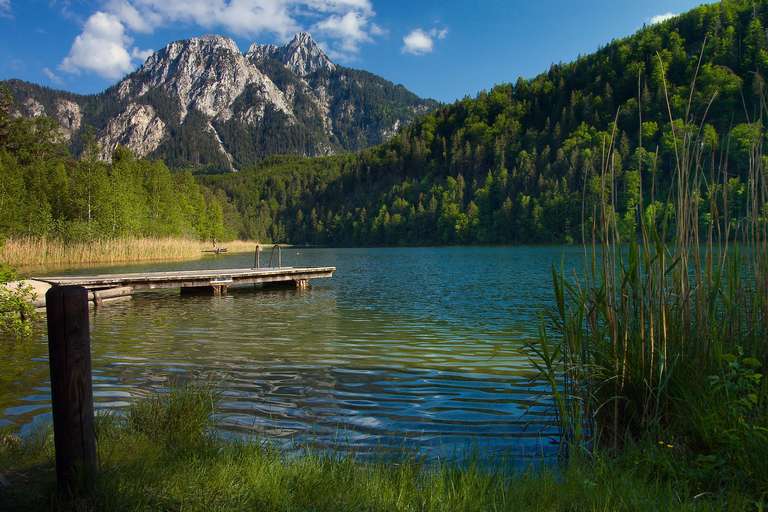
[0,246,584,463]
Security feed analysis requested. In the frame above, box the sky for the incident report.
[0,0,713,103]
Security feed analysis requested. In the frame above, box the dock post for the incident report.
[278,245,282,268]
[45,285,97,496]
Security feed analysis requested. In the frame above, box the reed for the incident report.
[0,237,259,268]
[528,48,768,498]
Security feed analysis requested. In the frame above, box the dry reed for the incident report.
[0,237,259,268]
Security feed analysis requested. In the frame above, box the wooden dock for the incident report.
[35,266,336,299]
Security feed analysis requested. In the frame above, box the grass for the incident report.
[0,386,752,512]
[0,237,259,267]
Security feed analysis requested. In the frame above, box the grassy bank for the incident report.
[0,237,259,267]
[0,387,751,511]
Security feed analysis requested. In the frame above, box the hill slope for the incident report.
[207,0,766,244]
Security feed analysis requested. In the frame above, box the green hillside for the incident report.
[209,0,765,245]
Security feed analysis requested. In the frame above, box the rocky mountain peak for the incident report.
[123,34,289,123]
[5,30,437,172]
[149,35,241,65]
[247,31,336,77]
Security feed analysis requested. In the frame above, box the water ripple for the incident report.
[0,246,584,462]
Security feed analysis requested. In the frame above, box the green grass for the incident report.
[0,386,756,512]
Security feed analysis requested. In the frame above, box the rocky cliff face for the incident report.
[247,32,336,77]
[4,32,438,172]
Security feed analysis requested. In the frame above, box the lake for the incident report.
[0,246,584,464]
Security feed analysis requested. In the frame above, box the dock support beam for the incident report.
[294,279,310,290]
[45,286,97,496]
[180,285,228,296]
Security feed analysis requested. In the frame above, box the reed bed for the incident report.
[529,53,768,500]
[0,237,259,267]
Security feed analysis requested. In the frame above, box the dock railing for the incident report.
[253,244,282,269]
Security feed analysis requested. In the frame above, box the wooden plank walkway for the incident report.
[35,266,336,296]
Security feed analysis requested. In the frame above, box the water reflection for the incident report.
[1,246,582,462]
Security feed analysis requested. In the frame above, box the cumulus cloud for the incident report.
[112,0,379,59]
[42,67,64,84]
[60,12,152,79]
[61,0,384,78]
[313,11,371,54]
[131,47,154,62]
[649,12,677,25]
[402,26,447,55]
[0,0,11,18]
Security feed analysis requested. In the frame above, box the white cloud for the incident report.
[106,0,153,33]
[60,1,384,78]
[42,67,64,84]
[402,26,447,55]
[649,12,677,25]
[0,0,11,18]
[60,12,151,79]
[402,29,433,55]
[369,23,386,36]
[102,0,380,60]
[131,47,154,62]
[313,11,371,54]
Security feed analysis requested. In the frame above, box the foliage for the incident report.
[0,265,37,339]
[206,0,768,246]
[526,46,768,504]
[0,87,237,243]
[0,263,17,283]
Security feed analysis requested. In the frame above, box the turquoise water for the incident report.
[0,246,583,462]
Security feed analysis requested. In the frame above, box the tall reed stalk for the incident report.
[530,46,768,483]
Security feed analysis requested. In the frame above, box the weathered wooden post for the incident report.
[46,285,97,496]
[278,245,282,268]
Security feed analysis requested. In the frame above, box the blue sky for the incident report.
[0,0,711,103]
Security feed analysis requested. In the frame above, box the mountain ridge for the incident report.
[3,32,438,172]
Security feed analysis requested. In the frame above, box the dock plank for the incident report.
[36,267,336,291]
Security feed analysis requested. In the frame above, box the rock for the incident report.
[55,99,82,141]
[247,32,336,77]
[3,280,51,307]
[98,103,166,161]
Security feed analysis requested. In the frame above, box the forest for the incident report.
[1,0,767,248]
[205,0,766,246]
[0,89,235,244]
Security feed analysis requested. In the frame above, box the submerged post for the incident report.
[45,285,97,496]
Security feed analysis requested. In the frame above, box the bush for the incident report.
[0,263,37,340]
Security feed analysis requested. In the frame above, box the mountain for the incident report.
[204,0,768,244]
[2,32,438,172]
